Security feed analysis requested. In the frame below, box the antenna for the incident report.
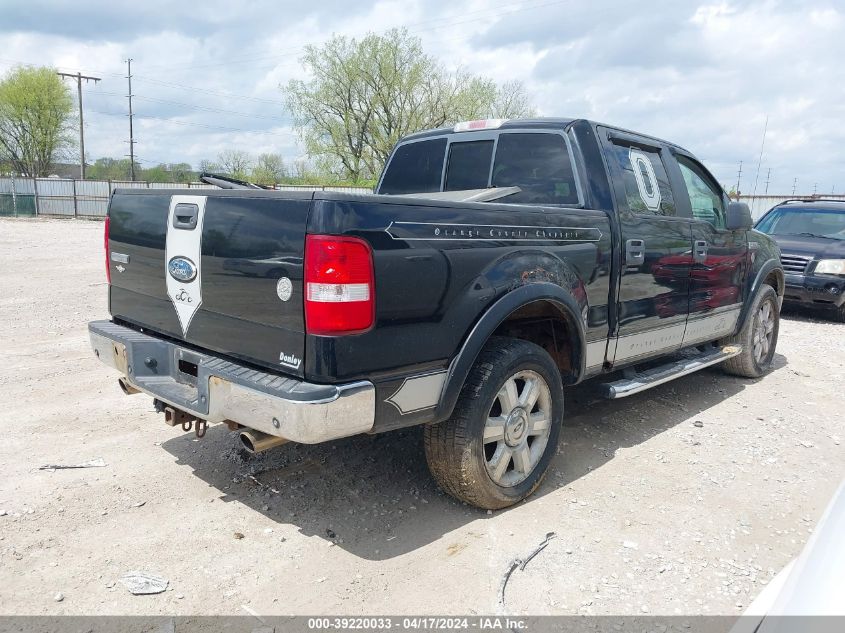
[751,116,768,198]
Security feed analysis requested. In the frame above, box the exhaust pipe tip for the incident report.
[238,429,288,454]
[118,377,141,395]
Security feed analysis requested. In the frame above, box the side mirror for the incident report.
[726,202,753,231]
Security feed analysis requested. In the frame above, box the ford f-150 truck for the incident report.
[89,118,784,509]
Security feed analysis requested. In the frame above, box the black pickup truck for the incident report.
[89,118,784,509]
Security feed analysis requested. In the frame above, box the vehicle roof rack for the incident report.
[777,197,845,205]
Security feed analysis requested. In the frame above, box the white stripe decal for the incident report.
[386,371,447,415]
[614,322,687,362]
[585,339,607,368]
[611,307,742,364]
[166,195,207,337]
[682,307,741,346]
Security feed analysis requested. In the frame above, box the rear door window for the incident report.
[491,133,579,204]
[609,142,676,216]
[379,138,446,194]
[444,140,494,191]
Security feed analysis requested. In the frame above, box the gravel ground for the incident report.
[0,217,843,616]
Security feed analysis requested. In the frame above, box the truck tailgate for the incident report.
[107,189,312,376]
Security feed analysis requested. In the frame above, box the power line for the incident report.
[87,108,278,134]
[140,0,575,73]
[91,90,285,121]
[57,71,101,178]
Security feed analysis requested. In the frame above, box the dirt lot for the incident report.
[1,217,843,617]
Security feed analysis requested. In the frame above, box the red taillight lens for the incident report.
[304,234,374,335]
[104,216,111,284]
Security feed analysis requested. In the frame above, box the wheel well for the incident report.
[491,300,580,383]
[764,269,784,297]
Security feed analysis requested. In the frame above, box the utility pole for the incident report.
[57,71,101,179]
[735,161,743,196]
[764,168,771,195]
[126,59,136,181]
[813,183,818,196]
[792,178,798,195]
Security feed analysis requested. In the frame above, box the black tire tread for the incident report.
[722,285,779,378]
[424,337,559,509]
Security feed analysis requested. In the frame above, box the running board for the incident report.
[598,345,743,399]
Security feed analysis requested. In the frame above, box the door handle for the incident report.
[625,239,645,266]
[173,203,199,230]
[693,240,708,263]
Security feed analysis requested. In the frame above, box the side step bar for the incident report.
[598,345,743,399]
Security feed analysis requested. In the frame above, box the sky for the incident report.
[1,0,843,194]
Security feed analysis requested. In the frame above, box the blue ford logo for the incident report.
[168,256,197,282]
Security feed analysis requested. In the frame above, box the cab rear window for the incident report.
[380,131,579,205]
[492,133,579,204]
[379,138,446,195]
[445,141,494,191]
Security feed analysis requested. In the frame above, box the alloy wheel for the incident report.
[482,370,553,487]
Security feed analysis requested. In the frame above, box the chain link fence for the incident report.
[0,176,373,219]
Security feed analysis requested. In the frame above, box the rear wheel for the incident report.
[722,285,780,378]
[424,337,563,510]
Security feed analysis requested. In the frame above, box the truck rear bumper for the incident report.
[88,320,375,443]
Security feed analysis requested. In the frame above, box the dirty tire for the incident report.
[722,285,780,378]
[832,303,845,323]
[424,337,564,510]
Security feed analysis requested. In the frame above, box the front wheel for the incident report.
[424,337,564,510]
[722,285,780,378]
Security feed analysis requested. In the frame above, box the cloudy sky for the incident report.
[1,0,843,193]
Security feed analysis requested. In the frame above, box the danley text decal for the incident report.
[385,221,602,242]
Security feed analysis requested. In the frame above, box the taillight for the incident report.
[104,216,111,284]
[304,234,374,335]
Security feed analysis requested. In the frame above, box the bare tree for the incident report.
[492,80,536,119]
[251,152,287,185]
[216,149,253,179]
[198,159,219,174]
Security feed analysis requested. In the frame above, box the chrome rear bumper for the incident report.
[88,320,375,443]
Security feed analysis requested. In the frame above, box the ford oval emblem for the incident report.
[168,256,197,283]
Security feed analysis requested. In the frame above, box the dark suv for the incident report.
[755,199,845,321]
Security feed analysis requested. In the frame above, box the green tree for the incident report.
[142,162,196,183]
[87,157,139,181]
[251,152,287,185]
[143,164,171,183]
[0,66,76,176]
[285,28,535,183]
[168,162,195,182]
